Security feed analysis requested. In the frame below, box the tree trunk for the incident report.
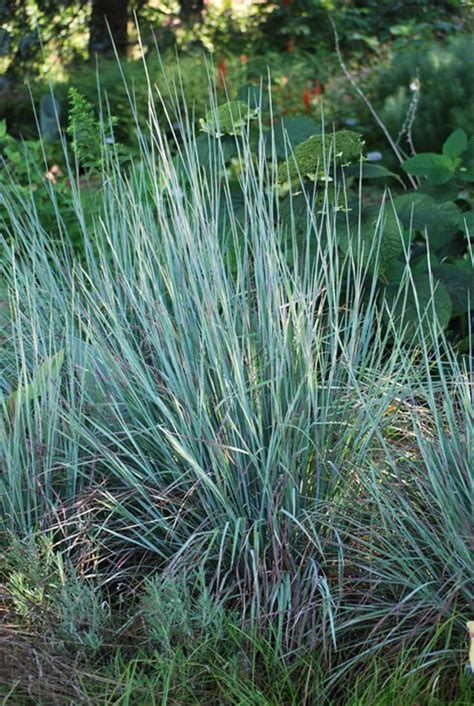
[179,0,205,23]
[89,0,128,55]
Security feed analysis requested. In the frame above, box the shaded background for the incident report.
[0,2,473,153]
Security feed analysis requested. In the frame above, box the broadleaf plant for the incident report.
[386,127,474,343]
[194,98,473,346]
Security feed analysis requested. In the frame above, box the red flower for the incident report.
[303,85,311,111]
[313,79,323,96]
[217,56,228,88]
[286,38,295,53]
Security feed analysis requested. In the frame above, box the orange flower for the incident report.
[286,38,295,53]
[240,54,248,64]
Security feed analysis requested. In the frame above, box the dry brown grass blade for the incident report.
[0,626,87,705]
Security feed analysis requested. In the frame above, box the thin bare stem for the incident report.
[330,18,419,190]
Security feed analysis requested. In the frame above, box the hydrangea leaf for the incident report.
[344,163,402,184]
[384,260,407,283]
[402,153,455,184]
[383,274,452,342]
[432,263,474,315]
[393,194,461,250]
[442,128,468,159]
[418,182,459,201]
[459,137,474,182]
[462,211,474,235]
[270,117,321,159]
[236,84,267,111]
[411,252,440,273]
[337,202,406,275]
[195,133,239,168]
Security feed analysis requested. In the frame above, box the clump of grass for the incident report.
[141,568,228,653]
[0,55,472,704]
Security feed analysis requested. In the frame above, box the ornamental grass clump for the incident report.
[0,61,472,701]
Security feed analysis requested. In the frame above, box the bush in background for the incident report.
[361,34,474,155]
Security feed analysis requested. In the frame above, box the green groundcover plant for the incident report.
[0,66,472,704]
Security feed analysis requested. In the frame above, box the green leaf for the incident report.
[393,194,461,250]
[0,119,6,139]
[217,187,246,241]
[411,252,440,273]
[270,117,321,159]
[461,211,474,235]
[432,263,474,315]
[195,133,213,168]
[402,153,455,184]
[195,133,239,168]
[344,163,403,184]
[458,167,474,182]
[457,334,474,354]
[338,202,406,275]
[0,28,10,57]
[280,191,311,236]
[464,136,474,161]
[382,275,452,343]
[442,128,468,159]
[418,182,459,202]
[459,137,474,182]
[384,260,407,284]
[236,84,267,111]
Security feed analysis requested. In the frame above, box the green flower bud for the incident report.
[200,101,259,138]
[278,130,364,188]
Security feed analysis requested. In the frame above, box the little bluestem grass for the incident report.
[0,58,472,703]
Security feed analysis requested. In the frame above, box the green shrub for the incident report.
[141,570,227,653]
[0,118,66,247]
[0,116,100,256]
[59,52,214,147]
[198,99,473,345]
[257,0,466,54]
[381,127,474,346]
[362,35,474,154]
[2,535,110,654]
